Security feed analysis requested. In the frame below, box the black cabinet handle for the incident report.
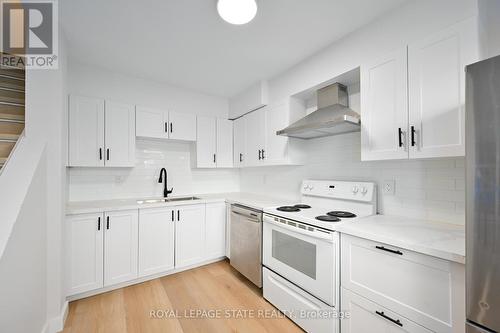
[99,148,103,160]
[98,217,101,231]
[258,150,262,160]
[375,311,403,327]
[165,122,168,133]
[171,210,174,222]
[177,210,180,221]
[239,153,243,162]
[375,245,403,255]
[170,122,173,133]
[106,148,110,161]
[410,126,416,147]
[398,128,403,147]
[106,216,110,230]
[262,149,265,159]
[213,154,216,164]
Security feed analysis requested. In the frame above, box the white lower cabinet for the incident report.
[138,207,175,278]
[341,234,465,333]
[341,288,432,333]
[174,204,206,268]
[66,212,104,296]
[205,202,226,259]
[104,210,139,286]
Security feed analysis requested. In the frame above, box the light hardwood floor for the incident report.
[63,260,303,333]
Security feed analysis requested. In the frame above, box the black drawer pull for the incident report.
[97,217,101,231]
[398,128,403,147]
[239,153,243,162]
[106,148,110,161]
[170,122,173,133]
[165,122,168,133]
[410,126,416,147]
[376,311,403,327]
[258,150,262,160]
[171,210,174,222]
[106,216,110,230]
[375,245,403,255]
[99,148,103,160]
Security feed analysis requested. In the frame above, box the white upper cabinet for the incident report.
[216,119,234,168]
[196,116,233,168]
[244,107,266,167]
[233,116,246,167]
[361,17,479,161]
[138,207,175,278]
[136,107,196,141]
[105,102,136,167]
[135,106,168,139]
[69,95,135,167]
[205,202,226,260]
[361,48,409,161]
[103,210,139,287]
[66,212,104,296]
[168,111,196,141]
[175,204,206,268]
[196,116,217,168]
[69,95,105,167]
[408,18,478,159]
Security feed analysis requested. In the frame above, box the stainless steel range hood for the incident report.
[277,83,360,139]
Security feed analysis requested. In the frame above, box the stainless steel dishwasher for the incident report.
[230,204,262,287]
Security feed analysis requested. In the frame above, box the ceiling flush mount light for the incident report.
[217,0,258,25]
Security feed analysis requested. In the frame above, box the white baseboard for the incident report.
[45,301,69,333]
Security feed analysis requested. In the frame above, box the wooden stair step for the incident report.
[0,121,24,135]
[0,67,25,80]
[0,103,24,116]
[0,112,24,122]
[0,88,24,105]
[0,141,15,158]
[0,133,20,141]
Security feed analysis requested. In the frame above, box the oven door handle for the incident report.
[264,216,334,242]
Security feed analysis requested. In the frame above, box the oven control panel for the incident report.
[301,180,376,202]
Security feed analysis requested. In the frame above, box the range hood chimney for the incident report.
[276,83,360,139]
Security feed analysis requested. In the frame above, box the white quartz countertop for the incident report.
[336,215,465,264]
[66,192,294,215]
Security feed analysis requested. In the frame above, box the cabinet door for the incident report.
[244,108,266,167]
[168,111,196,141]
[136,106,168,139]
[341,288,432,333]
[105,102,136,167]
[361,48,409,161]
[138,208,175,278]
[205,202,226,260]
[216,118,233,168]
[104,210,138,286]
[196,116,217,168]
[408,18,478,159]
[66,213,104,296]
[233,117,246,167]
[68,95,105,167]
[175,204,205,268]
[264,102,290,165]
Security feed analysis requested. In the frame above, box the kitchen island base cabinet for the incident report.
[175,204,206,268]
[66,212,104,296]
[341,288,432,333]
[104,210,139,286]
[138,207,175,278]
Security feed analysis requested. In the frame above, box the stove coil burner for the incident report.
[294,204,311,209]
[277,206,301,212]
[327,211,357,218]
[315,215,341,222]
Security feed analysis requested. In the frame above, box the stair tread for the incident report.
[0,133,19,140]
[0,112,24,121]
[0,96,24,105]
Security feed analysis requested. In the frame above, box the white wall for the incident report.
[240,0,477,225]
[67,61,240,201]
[69,139,239,201]
[478,0,500,58]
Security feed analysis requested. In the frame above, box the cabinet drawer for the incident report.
[341,234,463,332]
[341,288,432,333]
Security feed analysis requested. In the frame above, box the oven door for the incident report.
[263,214,338,307]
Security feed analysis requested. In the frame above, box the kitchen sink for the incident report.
[137,196,201,204]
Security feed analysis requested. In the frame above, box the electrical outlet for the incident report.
[382,180,395,195]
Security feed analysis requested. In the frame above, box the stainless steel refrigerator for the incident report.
[466,54,500,333]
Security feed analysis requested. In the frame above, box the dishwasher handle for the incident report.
[232,210,261,223]
[231,204,262,222]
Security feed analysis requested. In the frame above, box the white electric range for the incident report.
[262,180,377,333]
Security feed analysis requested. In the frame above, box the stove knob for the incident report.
[361,186,368,195]
[352,186,359,194]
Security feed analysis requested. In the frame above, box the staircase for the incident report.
[0,57,25,171]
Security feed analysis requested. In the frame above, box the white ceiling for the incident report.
[61,0,407,98]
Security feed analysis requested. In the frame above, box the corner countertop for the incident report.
[336,215,465,264]
[66,192,294,215]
